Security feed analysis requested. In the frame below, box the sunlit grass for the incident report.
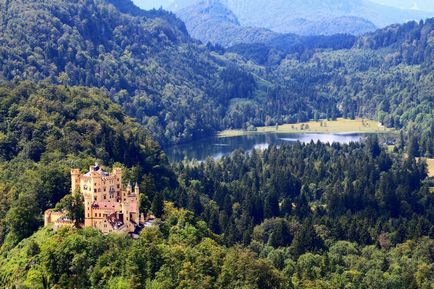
[219,118,394,137]
[422,158,434,178]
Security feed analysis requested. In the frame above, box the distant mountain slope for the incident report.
[141,0,432,35]
[176,1,360,48]
[221,0,432,32]
[0,0,259,145]
[176,1,280,46]
[138,0,378,36]
[370,0,434,12]
[0,0,432,151]
[291,16,377,36]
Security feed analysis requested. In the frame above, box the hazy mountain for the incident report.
[133,0,174,9]
[370,0,434,12]
[176,0,376,42]
[134,0,433,35]
[220,0,432,33]
[175,1,280,46]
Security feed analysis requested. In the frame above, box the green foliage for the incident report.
[0,0,258,145]
[0,82,174,249]
[0,204,284,289]
[177,0,374,47]
[1,0,431,148]
[55,193,84,227]
[1,204,432,289]
[175,141,433,247]
[151,191,165,218]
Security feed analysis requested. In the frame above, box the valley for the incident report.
[0,0,432,288]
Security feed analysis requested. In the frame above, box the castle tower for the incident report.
[84,193,93,227]
[134,182,140,223]
[71,168,81,194]
[113,167,122,195]
[134,182,140,195]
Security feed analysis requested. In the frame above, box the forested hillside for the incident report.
[1,199,433,288]
[0,204,287,289]
[232,19,434,156]
[0,0,432,149]
[177,0,377,39]
[176,1,360,48]
[0,82,175,249]
[220,0,432,33]
[0,1,432,288]
[0,0,260,145]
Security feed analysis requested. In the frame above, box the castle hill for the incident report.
[45,164,153,235]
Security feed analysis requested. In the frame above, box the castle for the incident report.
[44,164,145,234]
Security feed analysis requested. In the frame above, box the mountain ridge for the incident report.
[176,0,376,46]
[133,0,433,35]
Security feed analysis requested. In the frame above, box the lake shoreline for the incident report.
[165,131,394,163]
[218,118,395,138]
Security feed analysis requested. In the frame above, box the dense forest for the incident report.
[0,1,432,288]
[176,1,363,47]
[232,19,434,156]
[0,0,256,145]
[1,202,433,288]
[174,140,433,247]
[0,0,432,148]
[0,82,175,249]
[0,83,431,288]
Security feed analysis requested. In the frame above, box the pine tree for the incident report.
[407,136,420,158]
[151,191,164,218]
[291,218,324,257]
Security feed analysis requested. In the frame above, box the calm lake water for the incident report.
[165,133,371,163]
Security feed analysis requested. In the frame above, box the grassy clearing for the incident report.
[219,118,394,137]
[421,158,434,178]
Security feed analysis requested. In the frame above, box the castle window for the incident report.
[103,195,106,200]
[94,189,97,193]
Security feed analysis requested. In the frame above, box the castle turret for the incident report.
[84,193,93,227]
[46,164,143,234]
[71,168,81,194]
[134,182,139,195]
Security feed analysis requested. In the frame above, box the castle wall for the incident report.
[69,164,140,234]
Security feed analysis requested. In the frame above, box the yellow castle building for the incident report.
[45,164,145,234]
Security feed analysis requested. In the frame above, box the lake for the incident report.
[165,132,372,163]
